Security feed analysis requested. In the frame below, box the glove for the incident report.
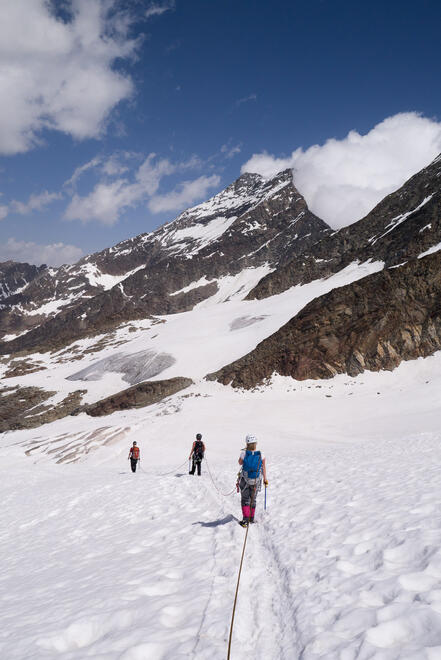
[264,480,268,486]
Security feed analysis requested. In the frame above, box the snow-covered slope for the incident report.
[2,206,441,657]
[0,170,329,349]
[0,259,383,415]
[2,346,441,658]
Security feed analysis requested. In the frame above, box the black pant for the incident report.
[130,458,138,473]
[190,457,202,475]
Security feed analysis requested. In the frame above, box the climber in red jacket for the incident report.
[128,441,140,473]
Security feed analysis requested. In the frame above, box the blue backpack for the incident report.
[243,450,262,480]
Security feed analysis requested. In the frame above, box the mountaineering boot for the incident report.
[239,518,249,528]
[249,517,255,524]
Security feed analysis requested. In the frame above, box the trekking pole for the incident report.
[264,484,267,510]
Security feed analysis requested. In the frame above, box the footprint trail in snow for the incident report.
[2,434,441,658]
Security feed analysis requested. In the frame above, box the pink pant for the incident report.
[242,505,255,519]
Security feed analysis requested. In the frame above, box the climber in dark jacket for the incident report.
[189,433,205,476]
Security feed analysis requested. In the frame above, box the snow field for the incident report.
[3,429,441,658]
[3,256,441,657]
[0,259,385,409]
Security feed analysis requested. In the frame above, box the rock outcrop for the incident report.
[83,377,193,416]
[0,387,86,431]
[0,261,46,302]
[248,153,441,299]
[209,251,441,387]
[0,170,329,353]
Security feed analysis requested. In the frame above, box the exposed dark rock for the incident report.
[0,261,46,301]
[0,170,329,353]
[3,359,47,378]
[209,251,441,387]
[83,377,193,416]
[248,153,441,299]
[0,387,86,431]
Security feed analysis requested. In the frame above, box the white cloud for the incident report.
[64,179,134,226]
[10,190,62,215]
[0,189,62,220]
[148,175,221,213]
[63,152,210,224]
[236,94,257,107]
[0,237,83,266]
[101,155,130,177]
[0,0,140,155]
[64,156,103,190]
[221,142,242,159]
[241,112,441,228]
[145,1,175,19]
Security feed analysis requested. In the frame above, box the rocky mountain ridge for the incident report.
[0,261,46,303]
[0,169,329,353]
[248,153,441,299]
[210,250,441,387]
[1,151,441,420]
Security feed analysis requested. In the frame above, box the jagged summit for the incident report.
[0,261,46,302]
[249,152,441,299]
[0,168,329,352]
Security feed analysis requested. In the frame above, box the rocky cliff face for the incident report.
[0,170,329,354]
[209,251,441,387]
[0,261,46,302]
[3,154,441,393]
[248,153,441,299]
[83,377,193,417]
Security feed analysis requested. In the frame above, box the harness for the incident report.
[194,440,204,460]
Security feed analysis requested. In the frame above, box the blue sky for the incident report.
[0,0,441,266]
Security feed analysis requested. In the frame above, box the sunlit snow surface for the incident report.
[3,258,441,658]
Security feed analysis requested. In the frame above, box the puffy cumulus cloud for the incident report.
[148,175,221,213]
[241,113,441,228]
[65,179,135,226]
[63,153,206,224]
[0,0,140,155]
[0,238,83,266]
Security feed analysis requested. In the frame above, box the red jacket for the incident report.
[129,446,140,460]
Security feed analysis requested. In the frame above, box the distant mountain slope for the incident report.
[0,170,329,353]
[0,261,45,302]
[248,153,441,299]
[209,251,441,387]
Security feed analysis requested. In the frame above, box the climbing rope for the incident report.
[227,524,249,659]
[138,459,189,477]
[155,459,189,477]
[205,457,236,497]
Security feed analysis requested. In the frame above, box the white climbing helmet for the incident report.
[245,434,257,445]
